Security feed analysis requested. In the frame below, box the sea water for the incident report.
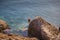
[0,0,60,36]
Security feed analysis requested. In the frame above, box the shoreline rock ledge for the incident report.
[0,16,60,40]
[0,20,38,40]
[28,16,60,40]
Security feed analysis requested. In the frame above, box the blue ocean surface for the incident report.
[0,0,60,36]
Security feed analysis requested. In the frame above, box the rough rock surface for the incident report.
[0,33,38,40]
[28,16,60,40]
[0,20,10,32]
[0,20,38,40]
[0,17,60,40]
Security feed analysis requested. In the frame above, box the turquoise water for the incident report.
[0,0,60,35]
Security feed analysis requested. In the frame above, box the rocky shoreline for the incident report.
[0,19,38,40]
[0,33,38,40]
[0,16,60,40]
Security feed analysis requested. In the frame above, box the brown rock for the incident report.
[0,20,10,32]
[0,33,38,40]
[28,16,59,40]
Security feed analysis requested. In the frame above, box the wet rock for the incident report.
[28,16,59,40]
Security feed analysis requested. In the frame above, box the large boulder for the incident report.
[0,20,10,32]
[28,16,59,40]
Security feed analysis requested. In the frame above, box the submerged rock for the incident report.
[28,16,59,40]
